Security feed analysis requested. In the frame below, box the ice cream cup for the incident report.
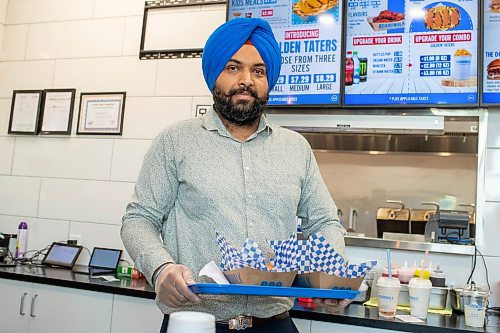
[409,277,432,319]
[377,276,401,318]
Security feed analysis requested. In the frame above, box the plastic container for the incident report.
[429,287,449,310]
[398,284,410,306]
[382,264,399,279]
[463,289,490,327]
[398,261,415,284]
[430,264,446,287]
[15,222,28,259]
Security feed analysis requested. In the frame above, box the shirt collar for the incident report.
[201,107,274,139]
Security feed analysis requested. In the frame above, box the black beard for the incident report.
[213,85,268,126]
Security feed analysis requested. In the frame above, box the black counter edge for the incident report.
[0,270,156,300]
[290,310,458,333]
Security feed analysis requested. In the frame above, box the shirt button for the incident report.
[249,222,254,227]
[245,166,250,171]
[248,194,253,198]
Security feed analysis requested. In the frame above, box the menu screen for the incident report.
[483,0,500,104]
[227,0,343,106]
[344,0,478,106]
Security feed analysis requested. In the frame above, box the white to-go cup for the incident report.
[167,311,215,333]
[408,277,432,319]
[377,276,401,318]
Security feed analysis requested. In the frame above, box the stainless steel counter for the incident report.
[345,236,475,255]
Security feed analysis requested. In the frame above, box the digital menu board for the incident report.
[483,0,500,104]
[344,0,478,106]
[227,0,343,106]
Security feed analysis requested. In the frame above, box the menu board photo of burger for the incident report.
[344,0,478,106]
[482,0,500,104]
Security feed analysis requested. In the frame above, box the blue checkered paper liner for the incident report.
[309,233,345,275]
[216,232,377,277]
[269,232,377,278]
[216,232,268,271]
[344,261,377,278]
[269,234,308,272]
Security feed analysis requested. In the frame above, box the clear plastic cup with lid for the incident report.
[463,289,490,327]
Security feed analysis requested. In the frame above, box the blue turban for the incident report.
[202,18,282,92]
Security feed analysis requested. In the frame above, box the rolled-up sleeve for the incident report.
[121,131,179,283]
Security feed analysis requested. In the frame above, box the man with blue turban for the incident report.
[122,18,346,333]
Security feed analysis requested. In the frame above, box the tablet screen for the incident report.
[43,243,82,267]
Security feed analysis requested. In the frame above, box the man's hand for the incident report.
[155,264,201,308]
[314,298,352,312]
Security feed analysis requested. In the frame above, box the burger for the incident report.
[491,0,500,13]
[487,59,500,80]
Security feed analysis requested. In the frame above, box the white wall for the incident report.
[0,0,7,51]
[0,0,221,265]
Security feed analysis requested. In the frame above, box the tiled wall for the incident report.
[0,0,222,265]
[0,0,497,306]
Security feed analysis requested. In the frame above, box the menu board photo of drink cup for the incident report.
[483,0,500,104]
[227,0,343,106]
[344,0,478,106]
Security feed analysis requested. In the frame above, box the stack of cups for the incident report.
[167,311,215,333]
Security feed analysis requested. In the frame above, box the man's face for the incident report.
[213,44,269,125]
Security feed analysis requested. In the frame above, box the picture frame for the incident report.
[8,90,44,135]
[77,92,126,135]
[39,89,76,135]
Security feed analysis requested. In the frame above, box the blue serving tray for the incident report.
[189,284,358,299]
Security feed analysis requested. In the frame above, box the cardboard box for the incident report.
[293,272,364,290]
[224,267,297,287]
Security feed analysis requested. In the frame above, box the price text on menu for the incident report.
[228,0,343,106]
[344,0,478,106]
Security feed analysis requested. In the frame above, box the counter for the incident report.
[0,265,498,333]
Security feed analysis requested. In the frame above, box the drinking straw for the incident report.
[421,250,429,280]
[387,249,392,279]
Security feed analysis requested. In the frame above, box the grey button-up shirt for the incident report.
[121,107,345,320]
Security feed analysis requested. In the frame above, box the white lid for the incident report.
[409,277,432,288]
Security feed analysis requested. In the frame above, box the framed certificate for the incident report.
[39,89,76,135]
[77,92,126,135]
[8,90,43,135]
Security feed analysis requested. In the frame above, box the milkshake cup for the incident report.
[453,49,472,80]
[377,276,401,317]
[408,277,432,319]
